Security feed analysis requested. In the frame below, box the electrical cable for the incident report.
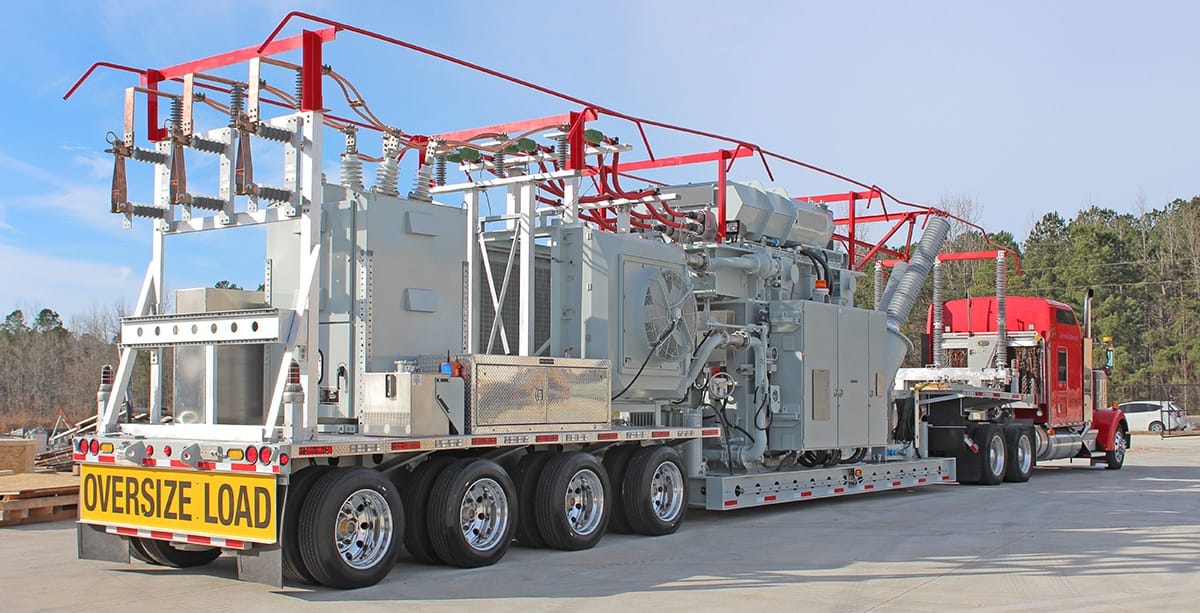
[611,319,678,400]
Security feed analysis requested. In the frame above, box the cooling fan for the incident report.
[641,268,697,362]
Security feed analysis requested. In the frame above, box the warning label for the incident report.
[79,464,277,543]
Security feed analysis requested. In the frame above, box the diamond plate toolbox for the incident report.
[458,355,611,433]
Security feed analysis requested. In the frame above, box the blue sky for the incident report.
[1,1,1197,319]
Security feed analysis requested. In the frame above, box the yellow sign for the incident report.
[79,464,277,543]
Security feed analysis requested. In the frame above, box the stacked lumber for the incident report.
[0,473,80,527]
[35,447,75,473]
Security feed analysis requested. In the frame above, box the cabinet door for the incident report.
[802,302,839,450]
[837,308,869,447]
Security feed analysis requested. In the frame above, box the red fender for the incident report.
[1090,408,1129,450]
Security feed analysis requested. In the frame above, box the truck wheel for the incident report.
[428,459,516,567]
[977,425,1007,486]
[282,465,333,584]
[622,445,688,536]
[298,468,405,589]
[535,452,610,550]
[513,451,555,547]
[1105,427,1128,470]
[130,537,158,564]
[1003,427,1034,483]
[138,538,222,568]
[602,445,638,534]
[398,456,457,564]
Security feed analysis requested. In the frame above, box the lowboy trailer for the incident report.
[60,14,1109,590]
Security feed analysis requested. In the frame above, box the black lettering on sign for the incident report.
[141,478,154,517]
[125,475,139,515]
[82,473,98,512]
[178,481,193,521]
[163,480,178,520]
[112,475,125,514]
[97,474,111,512]
[218,483,235,526]
[234,486,252,527]
[254,487,272,529]
[204,483,218,524]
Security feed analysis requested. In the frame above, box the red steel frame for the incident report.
[64,11,1010,264]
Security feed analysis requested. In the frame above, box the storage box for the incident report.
[458,355,611,434]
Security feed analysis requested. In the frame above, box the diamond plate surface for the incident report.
[461,355,611,433]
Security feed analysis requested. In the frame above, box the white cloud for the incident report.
[0,242,142,318]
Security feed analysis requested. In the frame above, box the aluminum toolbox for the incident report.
[458,355,611,433]
[360,372,465,437]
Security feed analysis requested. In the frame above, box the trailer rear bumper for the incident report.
[695,456,956,510]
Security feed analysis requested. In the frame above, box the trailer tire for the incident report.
[977,425,1007,486]
[1105,426,1128,470]
[1003,427,1034,483]
[513,451,555,547]
[602,445,638,534]
[535,452,610,550]
[130,537,159,564]
[398,456,457,564]
[622,445,688,536]
[282,465,334,584]
[298,468,405,589]
[428,459,515,567]
[139,538,222,568]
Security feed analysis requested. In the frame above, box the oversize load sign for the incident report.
[79,464,277,543]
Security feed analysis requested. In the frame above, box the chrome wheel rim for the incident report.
[335,488,393,570]
[1017,435,1033,474]
[459,477,509,551]
[650,460,685,522]
[988,437,1005,476]
[564,468,605,536]
[1112,431,1127,463]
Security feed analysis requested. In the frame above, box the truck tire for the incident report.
[1105,426,1128,470]
[977,425,1007,486]
[602,445,638,534]
[512,451,555,547]
[282,465,333,584]
[130,537,158,564]
[535,452,610,550]
[298,468,405,589]
[1003,427,1034,483]
[428,459,516,567]
[398,456,457,564]
[139,538,222,568]
[622,445,688,536]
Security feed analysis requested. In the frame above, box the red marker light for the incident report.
[145,445,154,456]
[78,439,87,453]
[259,446,272,464]
[278,453,290,466]
[164,445,173,457]
[89,439,100,455]
[245,445,258,464]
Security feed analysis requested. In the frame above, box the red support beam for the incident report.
[613,147,753,173]
[433,110,597,143]
[155,28,336,80]
[300,30,324,111]
[796,189,882,204]
[936,251,1002,262]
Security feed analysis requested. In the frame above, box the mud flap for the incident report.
[237,543,283,587]
[78,523,130,563]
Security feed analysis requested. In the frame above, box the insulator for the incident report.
[873,261,884,309]
[341,153,363,192]
[375,137,399,197]
[169,98,184,136]
[229,83,245,127]
[434,154,447,186]
[554,134,568,168]
[130,148,169,165]
[492,149,506,178]
[293,68,303,110]
[255,185,293,203]
[189,136,226,155]
[255,123,293,143]
[130,204,167,219]
[187,194,226,211]
[409,160,433,201]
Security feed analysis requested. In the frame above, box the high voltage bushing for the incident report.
[185,195,226,211]
[228,83,245,128]
[189,136,227,155]
[255,185,293,203]
[129,148,169,165]
[255,123,294,143]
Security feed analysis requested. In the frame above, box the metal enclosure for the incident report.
[360,371,464,437]
[173,288,268,425]
[459,355,611,433]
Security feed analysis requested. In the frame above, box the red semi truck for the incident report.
[893,253,1128,484]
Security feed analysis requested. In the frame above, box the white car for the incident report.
[1117,401,1189,432]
